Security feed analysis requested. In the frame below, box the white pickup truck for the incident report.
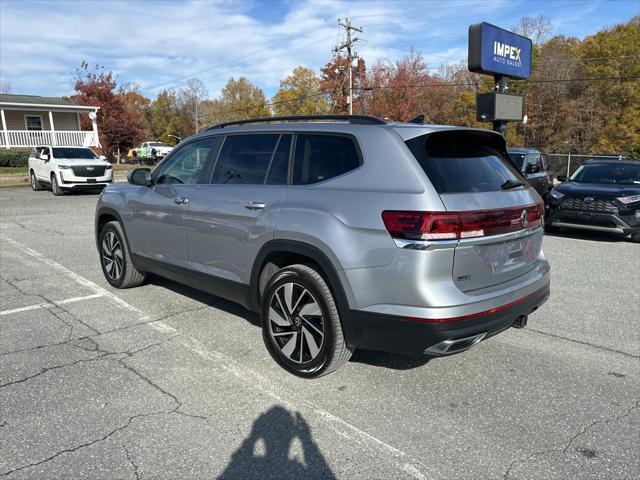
[133,141,173,164]
[28,146,113,196]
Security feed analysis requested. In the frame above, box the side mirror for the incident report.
[39,154,49,161]
[99,155,106,161]
[557,175,567,183]
[128,168,152,186]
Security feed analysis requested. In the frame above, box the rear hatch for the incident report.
[404,130,543,292]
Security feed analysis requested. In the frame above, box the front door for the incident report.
[127,137,219,270]
[34,146,50,181]
[187,133,291,285]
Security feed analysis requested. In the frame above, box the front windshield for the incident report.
[570,163,640,185]
[52,148,98,160]
[149,142,168,147]
[509,153,526,170]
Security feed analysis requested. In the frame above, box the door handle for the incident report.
[245,201,266,210]
[174,197,189,205]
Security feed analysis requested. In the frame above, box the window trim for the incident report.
[25,115,43,131]
[290,132,364,186]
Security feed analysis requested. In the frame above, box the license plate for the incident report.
[87,178,97,183]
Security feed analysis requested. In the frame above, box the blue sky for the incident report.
[1,0,638,99]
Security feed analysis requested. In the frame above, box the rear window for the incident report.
[292,134,360,185]
[405,131,524,194]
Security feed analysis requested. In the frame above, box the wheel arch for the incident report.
[250,240,357,347]
[95,207,137,269]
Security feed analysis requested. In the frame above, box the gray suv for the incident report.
[95,115,550,377]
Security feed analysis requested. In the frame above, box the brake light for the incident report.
[382,202,543,241]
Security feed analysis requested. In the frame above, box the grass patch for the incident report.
[0,167,27,175]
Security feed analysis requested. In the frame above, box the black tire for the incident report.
[30,171,43,191]
[51,174,64,196]
[630,232,640,244]
[544,223,560,234]
[261,264,352,378]
[99,221,146,288]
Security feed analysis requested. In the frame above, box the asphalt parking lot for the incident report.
[1,186,638,480]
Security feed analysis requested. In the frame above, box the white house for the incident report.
[0,94,100,149]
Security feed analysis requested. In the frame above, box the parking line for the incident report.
[0,293,104,316]
[0,234,149,320]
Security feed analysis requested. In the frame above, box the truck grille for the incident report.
[560,197,618,214]
[71,165,106,177]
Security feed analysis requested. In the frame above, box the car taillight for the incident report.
[382,202,543,241]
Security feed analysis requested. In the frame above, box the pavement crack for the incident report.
[123,445,141,480]
[0,410,169,477]
[504,400,640,479]
[526,328,639,359]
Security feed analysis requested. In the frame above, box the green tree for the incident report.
[272,67,329,116]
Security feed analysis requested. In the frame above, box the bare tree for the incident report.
[178,78,208,133]
[513,15,553,45]
[0,81,11,94]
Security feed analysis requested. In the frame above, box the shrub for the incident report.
[0,151,30,168]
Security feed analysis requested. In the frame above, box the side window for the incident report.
[155,137,217,185]
[265,135,292,185]
[524,154,542,174]
[211,134,279,185]
[292,134,360,185]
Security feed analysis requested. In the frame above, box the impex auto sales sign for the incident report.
[468,22,533,79]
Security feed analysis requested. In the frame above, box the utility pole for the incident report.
[335,18,362,115]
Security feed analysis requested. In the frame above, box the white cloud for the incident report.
[0,0,636,99]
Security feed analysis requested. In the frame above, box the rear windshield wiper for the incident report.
[501,180,525,190]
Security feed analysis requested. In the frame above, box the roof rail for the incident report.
[206,114,386,130]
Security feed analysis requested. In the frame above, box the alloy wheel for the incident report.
[268,282,325,364]
[101,231,123,281]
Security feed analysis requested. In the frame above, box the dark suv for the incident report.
[508,148,553,200]
[545,159,640,242]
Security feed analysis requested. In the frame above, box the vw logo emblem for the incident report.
[520,210,529,228]
[584,197,594,204]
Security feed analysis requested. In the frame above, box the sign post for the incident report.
[468,22,532,135]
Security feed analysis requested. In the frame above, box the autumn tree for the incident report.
[320,55,366,113]
[178,78,208,134]
[71,62,144,160]
[364,51,434,121]
[146,89,185,145]
[216,77,271,122]
[272,67,329,116]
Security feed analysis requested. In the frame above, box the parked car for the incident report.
[545,159,640,242]
[134,141,173,164]
[508,148,554,200]
[29,146,113,196]
[95,115,550,377]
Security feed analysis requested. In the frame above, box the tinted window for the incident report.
[211,134,279,185]
[523,153,542,173]
[292,134,360,185]
[509,152,526,170]
[155,137,217,185]
[406,131,524,194]
[266,135,292,185]
[52,148,98,159]
[570,163,640,185]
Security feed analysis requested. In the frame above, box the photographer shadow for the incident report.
[218,406,335,480]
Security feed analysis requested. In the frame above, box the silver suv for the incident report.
[95,115,550,377]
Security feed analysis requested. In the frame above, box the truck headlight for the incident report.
[616,195,640,205]
[58,164,71,169]
[549,188,564,201]
[105,164,113,170]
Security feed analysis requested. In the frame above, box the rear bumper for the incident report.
[349,283,550,355]
[547,207,640,235]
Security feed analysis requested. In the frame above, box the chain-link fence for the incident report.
[545,154,629,179]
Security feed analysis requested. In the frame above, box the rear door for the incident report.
[405,130,544,292]
[523,153,548,197]
[187,133,290,284]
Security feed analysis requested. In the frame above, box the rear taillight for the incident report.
[382,202,543,241]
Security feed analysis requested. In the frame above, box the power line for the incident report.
[335,18,363,115]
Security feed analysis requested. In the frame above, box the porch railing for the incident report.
[0,130,99,148]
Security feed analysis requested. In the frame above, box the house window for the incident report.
[25,115,43,131]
